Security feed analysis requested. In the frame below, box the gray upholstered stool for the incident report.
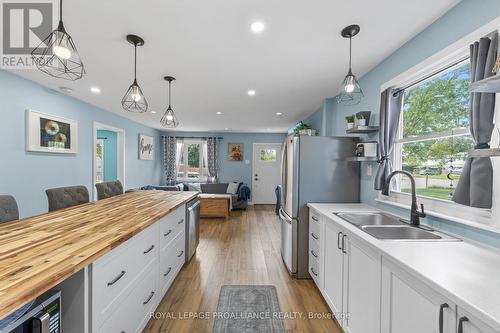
[46,186,90,212]
[95,180,124,200]
[0,195,19,223]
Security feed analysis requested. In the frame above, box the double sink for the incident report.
[336,212,460,241]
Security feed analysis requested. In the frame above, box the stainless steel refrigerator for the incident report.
[279,135,359,279]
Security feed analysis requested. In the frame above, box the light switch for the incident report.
[367,164,373,177]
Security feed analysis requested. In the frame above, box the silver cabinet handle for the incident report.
[342,234,347,254]
[107,270,126,286]
[164,229,172,237]
[337,232,343,250]
[143,245,155,254]
[311,267,318,276]
[143,291,155,305]
[312,216,319,222]
[178,219,184,225]
[177,250,184,258]
[311,233,319,240]
[458,316,468,333]
[311,250,318,258]
[163,267,172,277]
[439,303,449,333]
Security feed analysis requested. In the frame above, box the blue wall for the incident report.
[161,131,287,193]
[97,130,118,182]
[0,70,162,218]
[298,0,500,248]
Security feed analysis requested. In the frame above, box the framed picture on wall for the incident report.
[139,134,154,160]
[228,143,243,161]
[26,109,78,154]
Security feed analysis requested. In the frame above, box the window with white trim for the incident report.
[392,61,475,202]
[176,140,208,181]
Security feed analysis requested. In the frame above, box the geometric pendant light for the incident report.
[121,34,148,113]
[31,0,85,80]
[160,76,179,128]
[337,24,364,105]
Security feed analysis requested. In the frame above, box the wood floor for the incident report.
[143,205,342,333]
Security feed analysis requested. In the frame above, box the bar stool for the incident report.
[95,180,124,200]
[0,195,19,223]
[46,186,90,212]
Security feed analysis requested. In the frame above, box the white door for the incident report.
[323,221,345,317]
[253,143,282,204]
[343,236,381,333]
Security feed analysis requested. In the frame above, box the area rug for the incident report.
[213,285,286,333]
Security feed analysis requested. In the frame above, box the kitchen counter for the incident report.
[307,203,500,331]
[0,190,198,320]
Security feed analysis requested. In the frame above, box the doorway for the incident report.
[252,143,282,204]
[93,122,125,200]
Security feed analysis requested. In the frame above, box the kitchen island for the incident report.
[0,190,198,332]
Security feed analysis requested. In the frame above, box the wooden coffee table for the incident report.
[199,194,231,218]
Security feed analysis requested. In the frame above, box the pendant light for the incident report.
[121,34,148,113]
[337,24,364,105]
[31,0,84,80]
[160,76,179,128]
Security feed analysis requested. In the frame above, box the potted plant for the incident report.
[294,122,318,136]
[345,115,355,129]
[356,113,366,127]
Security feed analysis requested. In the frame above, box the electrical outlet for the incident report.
[367,164,373,177]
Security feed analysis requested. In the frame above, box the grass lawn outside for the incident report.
[413,174,460,181]
[401,187,453,201]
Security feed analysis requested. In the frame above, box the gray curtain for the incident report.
[206,137,219,183]
[374,88,404,190]
[163,136,178,185]
[452,33,498,208]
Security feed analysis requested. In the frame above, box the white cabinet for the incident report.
[381,259,457,333]
[309,210,323,288]
[343,236,381,333]
[456,308,497,333]
[323,220,344,316]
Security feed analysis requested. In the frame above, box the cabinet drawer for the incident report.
[309,253,320,285]
[92,222,159,329]
[160,205,185,250]
[159,230,185,295]
[310,215,321,239]
[97,261,158,333]
[309,235,320,260]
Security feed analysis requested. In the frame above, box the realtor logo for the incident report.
[1,1,55,69]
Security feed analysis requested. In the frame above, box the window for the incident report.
[260,149,277,161]
[393,61,474,202]
[176,140,208,181]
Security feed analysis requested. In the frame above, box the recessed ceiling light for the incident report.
[90,87,101,94]
[276,112,283,115]
[250,21,265,33]
[151,111,157,114]
[224,128,229,131]
[248,90,256,96]
[216,111,223,115]
[59,87,73,93]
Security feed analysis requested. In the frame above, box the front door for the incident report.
[253,143,282,204]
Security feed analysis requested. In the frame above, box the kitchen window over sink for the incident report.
[392,61,474,202]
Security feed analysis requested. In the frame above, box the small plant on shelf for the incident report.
[345,115,355,129]
[356,113,366,126]
[293,122,318,136]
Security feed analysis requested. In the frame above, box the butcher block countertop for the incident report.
[0,190,198,320]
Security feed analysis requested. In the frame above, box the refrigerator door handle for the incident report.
[279,207,292,224]
[280,142,287,207]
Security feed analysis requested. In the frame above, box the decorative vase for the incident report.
[358,119,366,126]
[347,122,354,129]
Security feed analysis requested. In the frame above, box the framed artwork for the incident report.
[228,143,243,161]
[139,134,154,160]
[26,109,78,154]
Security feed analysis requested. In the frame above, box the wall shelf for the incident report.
[346,156,378,162]
[346,126,379,134]
[470,73,500,93]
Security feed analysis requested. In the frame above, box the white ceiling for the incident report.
[10,0,460,133]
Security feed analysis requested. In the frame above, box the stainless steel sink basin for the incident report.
[336,212,407,227]
[361,225,442,240]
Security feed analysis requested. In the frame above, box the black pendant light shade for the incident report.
[31,0,84,80]
[160,76,179,128]
[337,24,364,105]
[122,35,148,113]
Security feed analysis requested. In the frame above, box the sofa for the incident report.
[183,182,249,210]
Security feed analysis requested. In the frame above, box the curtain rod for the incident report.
[161,135,223,140]
[392,56,469,96]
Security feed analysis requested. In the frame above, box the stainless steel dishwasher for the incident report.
[185,196,200,261]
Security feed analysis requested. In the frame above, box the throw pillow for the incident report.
[188,183,201,192]
[227,182,240,195]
